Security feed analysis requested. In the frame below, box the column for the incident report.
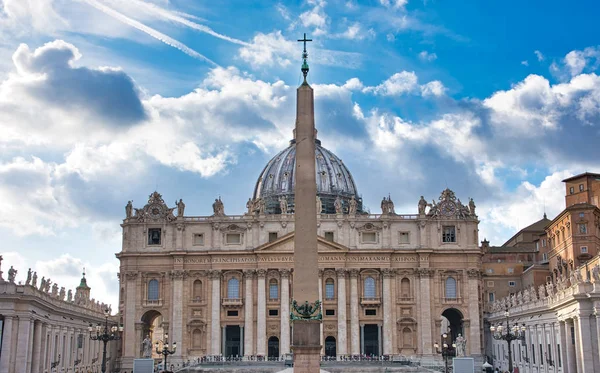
[565,319,576,373]
[360,325,364,355]
[26,319,35,373]
[336,268,347,358]
[382,268,393,356]
[243,270,254,357]
[349,269,360,355]
[221,327,226,357]
[575,314,594,372]
[256,269,267,356]
[318,270,323,355]
[15,316,32,373]
[0,316,14,373]
[417,268,433,355]
[123,272,138,367]
[559,321,568,373]
[466,269,482,356]
[210,270,222,355]
[171,270,185,360]
[31,321,43,373]
[280,269,291,355]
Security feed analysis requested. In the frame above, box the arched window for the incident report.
[269,279,279,300]
[193,329,202,348]
[193,280,202,301]
[325,278,335,299]
[400,278,410,298]
[227,278,240,299]
[147,279,159,300]
[445,277,457,299]
[364,277,376,299]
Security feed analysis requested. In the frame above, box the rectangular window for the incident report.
[148,228,161,245]
[579,212,585,218]
[325,309,335,316]
[399,232,410,244]
[507,267,514,274]
[488,292,495,302]
[571,326,575,344]
[442,226,456,243]
[547,343,552,362]
[486,268,494,274]
[579,183,584,191]
[365,309,377,316]
[324,231,334,242]
[268,232,278,242]
[581,246,588,253]
[227,310,238,317]
[226,233,241,244]
[487,281,494,287]
[193,233,204,245]
[535,241,539,250]
[361,232,377,243]
[268,309,278,316]
[542,239,546,247]
[542,253,548,262]
[569,186,574,194]
[508,281,516,287]
[557,344,561,367]
[579,224,587,234]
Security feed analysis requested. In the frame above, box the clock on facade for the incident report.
[439,201,457,216]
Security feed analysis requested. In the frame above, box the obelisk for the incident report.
[291,33,322,373]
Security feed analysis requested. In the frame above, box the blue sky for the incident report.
[1,0,599,308]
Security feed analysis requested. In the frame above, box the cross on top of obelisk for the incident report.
[297,33,312,82]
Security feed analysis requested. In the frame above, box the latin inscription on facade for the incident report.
[175,255,423,264]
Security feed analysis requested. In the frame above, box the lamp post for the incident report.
[490,308,526,373]
[434,332,455,373]
[88,309,123,373]
[155,333,177,373]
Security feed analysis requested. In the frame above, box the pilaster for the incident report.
[256,269,267,356]
[349,269,360,355]
[280,269,291,355]
[243,270,255,357]
[382,268,393,355]
[210,270,222,355]
[336,268,347,358]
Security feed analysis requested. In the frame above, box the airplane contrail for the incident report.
[108,0,250,46]
[82,0,219,66]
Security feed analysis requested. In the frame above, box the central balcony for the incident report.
[222,297,244,308]
[360,297,381,305]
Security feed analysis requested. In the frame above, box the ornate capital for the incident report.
[467,268,480,278]
[243,269,255,279]
[176,223,185,231]
[381,268,394,278]
[336,268,347,278]
[124,271,138,281]
[256,269,267,278]
[416,268,434,278]
[208,270,221,280]
[348,269,360,278]
[280,269,291,279]
[170,270,187,280]
[318,269,324,278]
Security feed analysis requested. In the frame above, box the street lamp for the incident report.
[434,332,456,373]
[490,308,526,373]
[88,309,123,373]
[155,333,177,373]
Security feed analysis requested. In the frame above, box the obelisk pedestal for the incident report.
[291,34,322,373]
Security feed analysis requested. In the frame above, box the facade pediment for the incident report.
[254,232,349,253]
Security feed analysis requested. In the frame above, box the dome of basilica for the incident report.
[252,138,362,214]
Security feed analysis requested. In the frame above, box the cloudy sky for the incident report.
[1,0,599,309]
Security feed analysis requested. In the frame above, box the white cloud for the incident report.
[534,50,544,61]
[521,60,529,66]
[386,33,396,42]
[418,51,437,62]
[335,23,376,40]
[299,0,329,36]
[276,3,291,20]
[420,80,446,97]
[380,0,408,9]
[363,71,446,97]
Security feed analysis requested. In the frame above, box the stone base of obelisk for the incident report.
[291,320,322,373]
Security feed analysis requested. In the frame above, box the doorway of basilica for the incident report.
[141,310,164,359]
[225,325,241,357]
[363,324,379,356]
[268,336,279,359]
[441,308,464,343]
[324,336,336,357]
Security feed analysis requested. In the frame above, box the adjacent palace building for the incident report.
[117,85,483,370]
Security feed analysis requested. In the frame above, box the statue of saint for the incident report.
[387,195,395,214]
[349,196,357,215]
[67,289,73,302]
[316,196,323,214]
[51,283,59,296]
[26,268,32,285]
[468,198,476,215]
[212,197,225,216]
[176,199,185,217]
[32,271,37,287]
[258,198,266,215]
[418,196,427,215]
[455,333,467,357]
[40,277,46,291]
[381,196,388,214]
[7,266,17,283]
[246,198,253,215]
[45,278,52,293]
[142,335,153,358]
[279,196,288,214]
[334,196,343,214]
[125,201,133,219]
[59,287,66,301]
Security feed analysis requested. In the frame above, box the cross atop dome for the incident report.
[297,33,312,83]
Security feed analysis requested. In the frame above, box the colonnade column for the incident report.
[318,270,324,355]
[171,270,185,360]
[210,270,222,355]
[336,268,347,358]
[595,302,600,373]
[15,316,32,373]
[0,316,13,373]
[349,269,360,355]
[382,268,393,355]
[417,268,433,355]
[565,319,576,373]
[31,321,43,373]
[559,321,568,373]
[575,314,594,372]
[243,270,255,357]
[280,269,291,355]
[256,269,267,357]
